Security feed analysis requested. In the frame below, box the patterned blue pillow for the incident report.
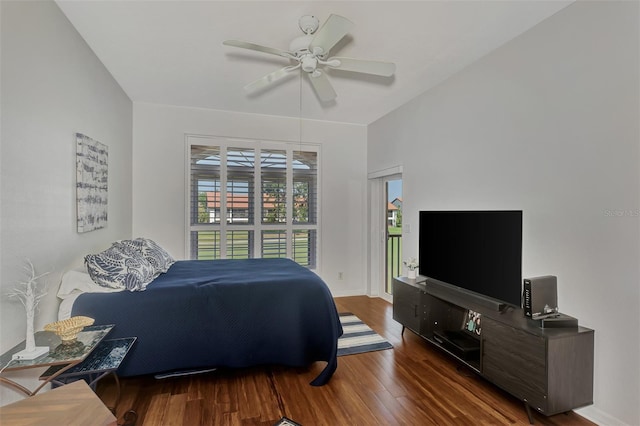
[116,238,175,273]
[138,238,175,272]
[85,245,156,291]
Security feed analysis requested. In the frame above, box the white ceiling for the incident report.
[55,1,572,125]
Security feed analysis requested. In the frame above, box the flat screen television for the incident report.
[419,210,522,309]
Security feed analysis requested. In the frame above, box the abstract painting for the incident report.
[76,133,108,233]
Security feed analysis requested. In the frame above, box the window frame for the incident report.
[185,134,321,269]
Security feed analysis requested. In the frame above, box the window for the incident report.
[261,230,287,258]
[293,229,316,267]
[187,136,319,268]
[261,149,287,224]
[293,150,317,225]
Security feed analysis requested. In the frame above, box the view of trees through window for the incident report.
[386,179,403,294]
[188,137,318,268]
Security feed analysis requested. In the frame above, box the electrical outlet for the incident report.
[338,272,343,280]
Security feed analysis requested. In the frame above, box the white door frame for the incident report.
[367,166,402,303]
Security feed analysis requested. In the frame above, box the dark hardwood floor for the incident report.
[97,296,595,425]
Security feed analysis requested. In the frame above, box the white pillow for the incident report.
[57,270,121,320]
[57,270,122,299]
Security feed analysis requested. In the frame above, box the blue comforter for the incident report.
[71,258,342,385]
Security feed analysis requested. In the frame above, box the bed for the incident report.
[59,256,342,386]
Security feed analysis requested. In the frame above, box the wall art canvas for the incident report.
[76,133,108,233]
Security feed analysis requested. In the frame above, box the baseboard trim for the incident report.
[331,289,369,298]
[576,405,629,426]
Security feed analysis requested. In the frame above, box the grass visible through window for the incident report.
[196,231,311,265]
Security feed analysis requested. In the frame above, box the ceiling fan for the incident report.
[223,14,396,102]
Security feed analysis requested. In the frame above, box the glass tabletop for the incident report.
[40,337,136,379]
[0,324,114,371]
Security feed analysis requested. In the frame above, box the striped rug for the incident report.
[337,312,393,356]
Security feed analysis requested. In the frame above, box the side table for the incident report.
[40,337,136,412]
[0,324,114,397]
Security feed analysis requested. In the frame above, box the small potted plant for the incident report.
[403,257,419,279]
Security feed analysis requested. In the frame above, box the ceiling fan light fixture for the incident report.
[301,55,318,73]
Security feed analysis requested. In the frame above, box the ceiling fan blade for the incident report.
[244,66,297,93]
[223,40,295,60]
[309,14,354,56]
[308,70,337,102]
[328,57,396,77]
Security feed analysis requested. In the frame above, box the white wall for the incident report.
[369,2,639,425]
[132,103,367,296]
[0,0,132,403]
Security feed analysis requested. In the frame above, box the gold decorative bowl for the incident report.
[44,316,95,341]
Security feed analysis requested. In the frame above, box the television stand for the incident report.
[392,276,594,422]
[432,330,480,361]
[424,277,507,311]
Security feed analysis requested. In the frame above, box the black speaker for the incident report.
[523,275,558,318]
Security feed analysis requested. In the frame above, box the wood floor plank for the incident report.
[97,296,595,426]
[183,399,204,426]
[236,370,263,420]
[141,393,170,426]
[275,366,344,425]
[324,363,381,424]
[372,388,428,425]
[338,351,386,393]
[165,393,188,425]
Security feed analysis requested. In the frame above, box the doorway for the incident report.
[384,176,402,296]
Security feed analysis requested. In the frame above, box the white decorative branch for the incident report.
[6,259,49,352]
